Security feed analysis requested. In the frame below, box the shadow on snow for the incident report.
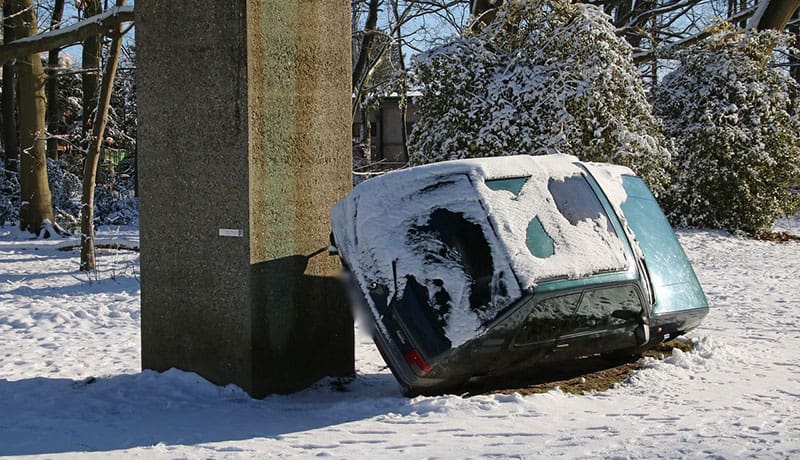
[0,369,406,456]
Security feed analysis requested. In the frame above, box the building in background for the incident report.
[352,94,418,171]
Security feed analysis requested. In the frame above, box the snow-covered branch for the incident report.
[0,5,134,67]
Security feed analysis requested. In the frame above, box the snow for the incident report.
[332,167,520,346]
[477,156,629,287]
[2,218,800,458]
[583,162,634,211]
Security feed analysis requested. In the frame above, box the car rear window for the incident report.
[385,175,522,349]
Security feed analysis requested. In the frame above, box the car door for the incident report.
[553,284,645,358]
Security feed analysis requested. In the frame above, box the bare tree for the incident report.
[629,0,800,65]
[80,0,125,271]
[351,0,470,170]
[0,1,133,241]
[352,0,380,164]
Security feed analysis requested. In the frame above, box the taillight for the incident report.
[404,349,432,374]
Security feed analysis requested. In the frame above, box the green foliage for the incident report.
[408,0,671,194]
[652,29,800,235]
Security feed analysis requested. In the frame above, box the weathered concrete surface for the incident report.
[137,0,353,397]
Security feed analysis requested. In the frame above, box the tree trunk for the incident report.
[471,0,503,30]
[81,0,102,138]
[80,0,124,271]
[1,0,18,172]
[392,2,409,163]
[749,0,800,30]
[791,11,800,83]
[471,0,503,16]
[46,0,65,159]
[10,0,56,235]
[81,0,104,186]
[351,0,379,121]
[358,102,372,165]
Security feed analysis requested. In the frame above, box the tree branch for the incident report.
[615,0,702,36]
[0,5,134,67]
[632,5,758,63]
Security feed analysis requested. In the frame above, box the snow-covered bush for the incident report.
[0,171,19,226]
[652,28,800,235]
[93,177,138,226]
[3,159,138,229]
[0,160,82,228]
[408,0,671,193]
[47,158,82,228]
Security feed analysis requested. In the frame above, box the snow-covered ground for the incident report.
[1,220,799,458]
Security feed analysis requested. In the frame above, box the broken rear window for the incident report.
[350,175,523,349]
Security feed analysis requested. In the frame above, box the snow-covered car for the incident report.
[330,154,708,395]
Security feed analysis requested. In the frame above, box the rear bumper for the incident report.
[371,326,449,394]
[648,307,709,342]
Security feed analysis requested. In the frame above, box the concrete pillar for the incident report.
[136,1,353,397]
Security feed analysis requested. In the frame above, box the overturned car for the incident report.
[331,155,708,395]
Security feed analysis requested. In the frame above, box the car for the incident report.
[330,154,708,395]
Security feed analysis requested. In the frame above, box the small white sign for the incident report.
[219,228,244,238]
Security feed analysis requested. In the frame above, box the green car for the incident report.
[331,154,708,395]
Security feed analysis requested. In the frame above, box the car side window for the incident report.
[514,293,581,346]
[571,285,642,331]
[515,284,642,347]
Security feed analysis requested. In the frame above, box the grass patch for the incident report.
[755,231,800,243]
[461,339,694,397]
